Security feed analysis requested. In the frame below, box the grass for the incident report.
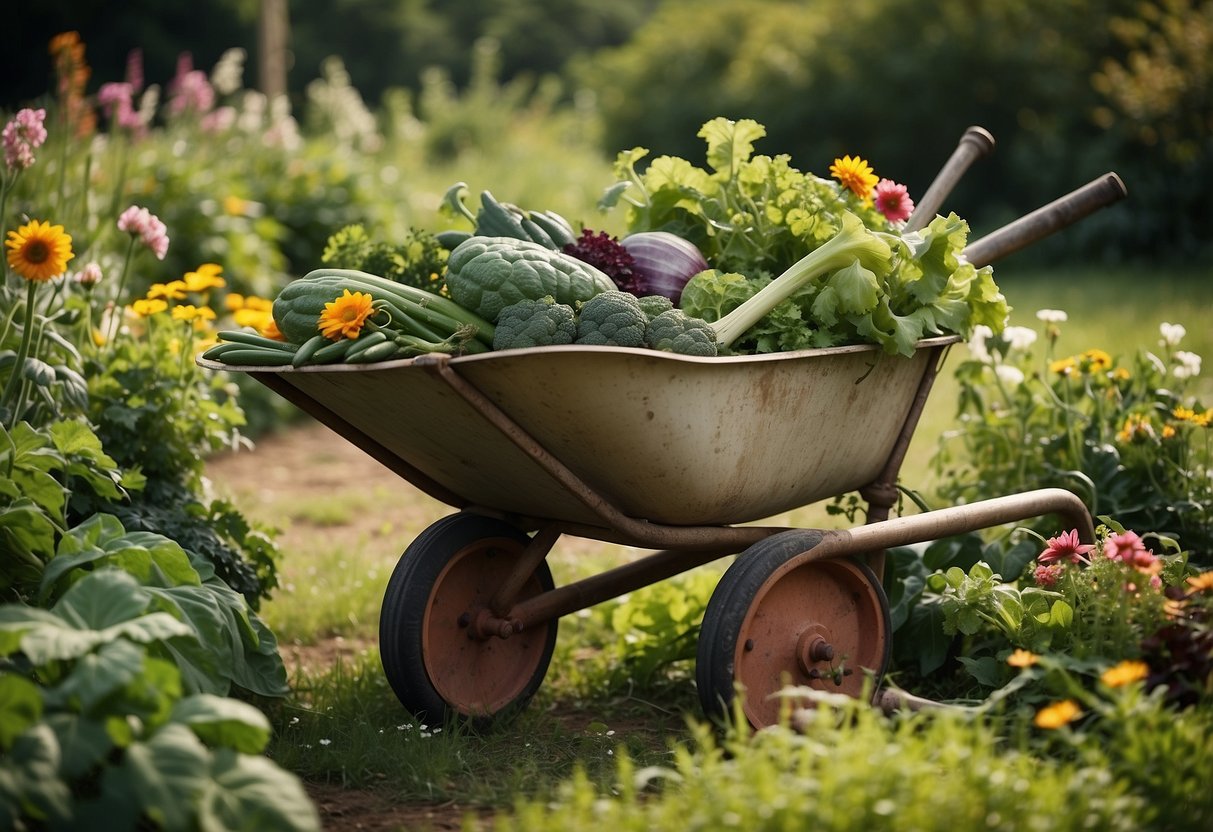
[209,262,1213,828]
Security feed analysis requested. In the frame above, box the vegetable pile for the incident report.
[202,117,1008,367]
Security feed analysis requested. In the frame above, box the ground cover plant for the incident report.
[3,26,1212,832]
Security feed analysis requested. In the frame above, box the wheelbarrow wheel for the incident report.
[379,512,557,725]
[697,530,891,729]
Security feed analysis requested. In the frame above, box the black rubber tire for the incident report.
[696,529,891,727]
[378,512,557,725]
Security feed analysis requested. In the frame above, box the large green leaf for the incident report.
[0,673,41,747]
[171,694,271,754]
[45,712,116,779]
[103,722,211,832]
[44,638,145,712]
[198,749,320,832]
[0,724,72,827]
[0,500,57,572]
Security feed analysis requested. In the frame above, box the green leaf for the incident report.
[46,638,145,712]
[828,260,881,316]
[699,116,765,178]
[957,655,1007,688]
[0,673,42,747]
[171,694,271,754]
[45,712,116,779]
[12,468,65,521]
[53,568,151,631]
[103,722,211,831]
[0,724,73,826]
[198,749,320,831]
[0,500,57,568]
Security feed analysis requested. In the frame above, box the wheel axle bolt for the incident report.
[810,639,835,663]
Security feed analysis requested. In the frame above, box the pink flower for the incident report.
[125,48,144,94]
[1033,563,1065,587]
[74,262,103,289]
[168,52,215,117]
[1038,529,1095,566]
[117,205,170,261]
[872,179,915,224]
[2,108,48,171]
[1103,530,1158,570]
[98,82,143,133]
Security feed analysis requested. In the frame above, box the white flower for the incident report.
[968,325,994,364]
[994,364,1025,387]
[1002,326,1038,352]
[1035,309,1068,323]
[1159,322,1186,347]
[1173,351,1202,379]
[319,738,332,746]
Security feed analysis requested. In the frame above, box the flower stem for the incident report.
[1,281,38,427]
[108,234,137,350]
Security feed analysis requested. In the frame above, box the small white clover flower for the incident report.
[1035,309,1068,323]
[319,738,332,746]
[1173,351,1202,379]
[1159,322,1186,346]
[1002,326,1038,352]
[994,364,1025,386]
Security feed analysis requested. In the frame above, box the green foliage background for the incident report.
[8,0,1212,263]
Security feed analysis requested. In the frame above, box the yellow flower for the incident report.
[1187,571,1213,593]
[1195,409,1212,428]
[233,308,273,330]
[182,263,226,293]
[1033,699,1081,730]
[318,289,376,340]
[1007,649,1039,668]
[224,292,246,312]
[171,304,216,322]
[223,195,250,216]
[244,295,273,312]
[130,298,168,317]
[1173,405,1197,421]
[5,219,74,282]
[260,317,285,340]
[1050,356,1077,376]
[1117,414,1155,444]
[1162,424,1176,439]
[1112,367,1131,382]
[1100,660,1150,689]
[1080,349,1112,372]
[146,280,188,301]
[829,155,879,202]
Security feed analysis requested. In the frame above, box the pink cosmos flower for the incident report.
[117,205,170,261]
[1038,529,1095,566]
[1103,530,1157,570]
[2,108,48,172]
[872,179,915,224]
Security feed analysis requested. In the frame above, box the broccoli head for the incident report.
[492,296,577,350]
[574,290,648,347]
[635,294,674,320]
[646,309,719,357]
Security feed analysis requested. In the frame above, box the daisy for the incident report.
[830,155,879,201]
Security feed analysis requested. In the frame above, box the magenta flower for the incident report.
[2,108,48,172]
[1038,529,1095,565]
[117,205,170,261]
[98,82,143,133]
[168,52,216,117]
[872,179,915,224]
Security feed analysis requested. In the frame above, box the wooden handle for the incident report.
[961,172,1129,267]
[904,126,996,232]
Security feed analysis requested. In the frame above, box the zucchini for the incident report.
[213,348,297,367]
[344,340,403,364]
[215,330,298,351]
[291,334,331,367]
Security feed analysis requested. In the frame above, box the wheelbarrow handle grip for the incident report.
[961,172,1129,267]
[904,126,996,232]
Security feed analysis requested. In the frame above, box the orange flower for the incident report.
[1187,571,1213,594]
[318,290,376,340]
[1007,649,1039,668]
[1033,699,1081,730]
[829,155,879,202]
[5,219,74,282]
[1100,660,1149,689]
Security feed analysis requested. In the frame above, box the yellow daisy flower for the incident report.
[5,219,74,282]
[829,155,879,202]
[224,292,246,312]
[1080,349,1112,372]
[1100,660,1149,689]
[260,317,285,341]
[146,280,188,301]
[171,304,217,322]
[130,298,168,317]
[1187,571,1213,593]
[233,308,273,330]
[244,295,273,312]
[1033,699,1081,730]
[318,290,376,340]
[1050,356,1077,377]
[182,263,226,293]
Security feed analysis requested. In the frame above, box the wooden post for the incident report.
[258,0,290,99]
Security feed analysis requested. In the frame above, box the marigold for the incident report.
[5,219,74,282]
[318,289,376,340]
[1033,699,1081,729]
[1100,660,1149,688]
[171,304,216,322]
[183,263,226,293]
[1007,649,1039,668]
[829,155,879,201]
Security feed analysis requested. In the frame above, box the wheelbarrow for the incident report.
[200,134,1127,729]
